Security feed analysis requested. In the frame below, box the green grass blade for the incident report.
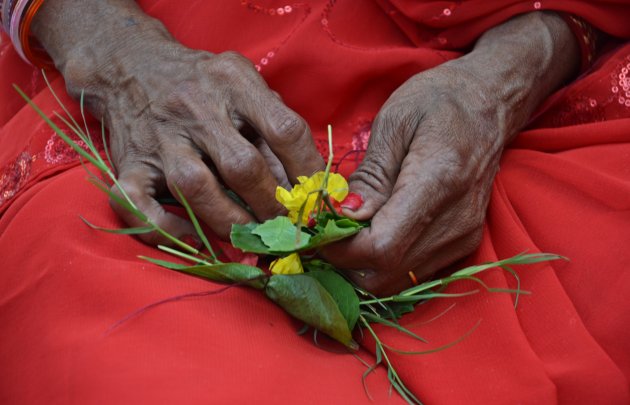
[88,177,148,223]
[79,90,92,142]
[501,265,522,308]
[361,312,427,343]
[14,85,106,172]
[80,216,153,235]
[158,245,205,265]
[382,320,481,356]
[41,70,84,136]
[399,290,481,300]
[360,316,423,405]
[101,119,114,173]
[139,255,198,270]
[171,185,217,262]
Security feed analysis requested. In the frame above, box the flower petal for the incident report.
[327,173,349,202]
[270,253,304,275]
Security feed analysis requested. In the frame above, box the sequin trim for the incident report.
[0,122,103,212]
[0,151,32,207]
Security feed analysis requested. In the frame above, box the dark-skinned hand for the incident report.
[324,12,580,296]
[32,0,325,245]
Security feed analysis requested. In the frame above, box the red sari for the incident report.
[1,1,629,403]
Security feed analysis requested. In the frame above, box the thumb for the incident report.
[341,118,411,221]
[342,161,394,221]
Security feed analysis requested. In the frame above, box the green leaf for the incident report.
[381,302,416,319]
[253,216,311,252]
[333,218,366,228]
[144,256,267,290]
[265,274,357,349]
[139,256,195,270]
[80,217,154,235]
[305,270,360,330]
[232,216,367,255]
[306,218,362,249]
[192,263,268,289]
[230,223,273,254]
[303,259,337,272]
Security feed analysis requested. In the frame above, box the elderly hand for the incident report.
[33,0,324,244]
[324,12,580,296]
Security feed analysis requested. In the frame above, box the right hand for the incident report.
[34,1,325,245]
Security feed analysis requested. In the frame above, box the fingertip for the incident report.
[340,189,379,221]
[340,192,364,211]
[180,234,204,250]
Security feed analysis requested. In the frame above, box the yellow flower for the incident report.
[270,253,304,275]
[275,171,349,224]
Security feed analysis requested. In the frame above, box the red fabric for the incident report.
[1,1,630,403]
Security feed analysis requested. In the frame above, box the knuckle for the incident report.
[270,113,308,145]
[62,58,94,99]
[219,50,248,64]
[165,159,208,197]
[212,51,252,76]
[221,145,265,187]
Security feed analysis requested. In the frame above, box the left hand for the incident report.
[324,12,580,296]
[324,62,503,296]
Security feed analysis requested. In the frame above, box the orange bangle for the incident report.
[19,0,51,68]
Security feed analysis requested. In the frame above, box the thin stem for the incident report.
[360,315,423,405]
[157,245,212,265]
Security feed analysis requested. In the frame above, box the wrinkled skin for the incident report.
[33,1,578,295]
[94,48,324,242]
[33,0,325,244]
[322,12,579,295]
[323,64,502,295]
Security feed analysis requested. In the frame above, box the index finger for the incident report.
[237,80,325,182]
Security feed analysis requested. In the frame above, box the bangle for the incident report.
[1,0,17,34]
[5,0,50,67]
[8,0,31,62]
[20,0,49,67]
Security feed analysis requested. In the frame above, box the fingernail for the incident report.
[340,192,364,211]
[181,234,203,250]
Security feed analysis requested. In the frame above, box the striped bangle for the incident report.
[1,0,18,34]
[3,0,50,67]
[19,0,48,66]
